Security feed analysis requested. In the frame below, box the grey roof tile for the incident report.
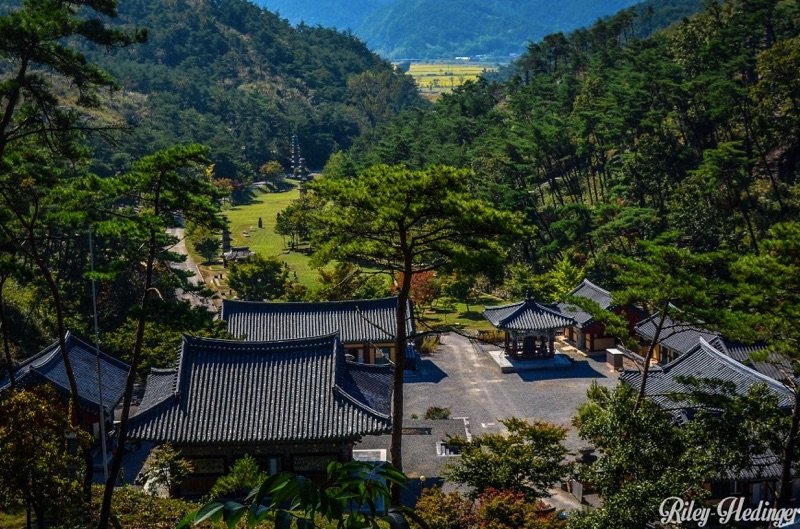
[0,331,129,412]
[621,338,792,412]
[635,312,720,356]
[557,279,613,328]
[483,298,574,332]
[128,334,392,444]
[222,297,414,344]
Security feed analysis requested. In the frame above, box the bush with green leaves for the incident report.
[181,461,407,529]
[141,444,194,497]
[210,455,267,500]
[424,406,450,420]
[412,486,565,529]
[0,386,92,526]
[227,255,289,301]
[445,418,571,500]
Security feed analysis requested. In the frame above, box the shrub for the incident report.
[419,335,440,355]
[475,488,564,529]
[413,487,475,529]
[141,444,193,497]
[424,406,451,420]
[413,487,565,529]
[210,454,267,499]
[445,418,571,500]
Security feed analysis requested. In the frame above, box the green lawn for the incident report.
[0,511,25,529]
[223,183,322,289]
[416,295,504,332]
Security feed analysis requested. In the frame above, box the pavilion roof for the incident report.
[483,298,574,332]
[621,338,792,413]
[222,297,414,344]
[0,331,129,413]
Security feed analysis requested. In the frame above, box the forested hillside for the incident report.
[346,0,800,289]
[74,0,421,178]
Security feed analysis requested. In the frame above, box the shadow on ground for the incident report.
[515,360,609,382]
[405,358,448,384]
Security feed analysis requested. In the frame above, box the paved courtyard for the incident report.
[357,332,620,506]
[405,332,618,449]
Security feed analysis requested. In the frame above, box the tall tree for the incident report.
[722,222,800,508]
[309,164,522,502]
[97,144,224,529]
[0,0,142,425]
[608,236,720,412]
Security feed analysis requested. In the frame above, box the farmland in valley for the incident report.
[405,62,498,99]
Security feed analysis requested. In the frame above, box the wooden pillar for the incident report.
[549,330,555,357]
[511,332,517,357]
[504,331,509,354]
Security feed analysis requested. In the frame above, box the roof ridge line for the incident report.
[223,296,399,309]
[580,278,612,296]
[696,338,790,394]
[332,384,392,420]
[65,332,131,370]
[183,333,341,347]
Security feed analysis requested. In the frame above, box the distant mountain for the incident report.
[363,0,647,59]
[253,0,671,59]
[257,0,392,30]
[253,0,706,60]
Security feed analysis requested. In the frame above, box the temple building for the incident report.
[0,331,129,438]
[634,311,783,381]
[221,297,415,365]
[557,279,617,352]
[483,296,574,358]
[621,338,796,504]
[128,334,392,496]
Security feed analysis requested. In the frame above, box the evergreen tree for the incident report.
[309,164,522,502]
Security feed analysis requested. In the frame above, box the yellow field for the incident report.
[405,62,498,97]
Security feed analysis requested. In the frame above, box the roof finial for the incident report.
[525,289,531,300]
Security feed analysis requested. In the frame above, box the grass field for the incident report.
[222,183,321,289]
[416,295,502,332]
[406,62,498,97]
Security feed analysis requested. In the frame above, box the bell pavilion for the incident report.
[483,296,575,359]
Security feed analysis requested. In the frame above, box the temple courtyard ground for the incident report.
[357,331,620,507]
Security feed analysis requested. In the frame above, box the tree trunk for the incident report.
[98,180,163,529]
[390,249,413,505]
[0,276,15,387]
[634,307,669,414]
[778,387,800,508]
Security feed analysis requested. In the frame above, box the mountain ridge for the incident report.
[254,0,703,59]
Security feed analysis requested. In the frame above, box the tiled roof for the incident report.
[621,338,792,412]
[483,298,574,332]
[0,331,129,412]
[557,279,613,328]
[635,312,720,356]
[222,297,415,344]
[724,342,788,383]
[128,334,392,444]
[635,312,786,382]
